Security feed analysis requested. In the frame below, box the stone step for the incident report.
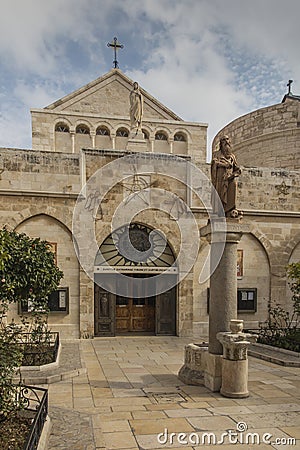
[249,342,300,367]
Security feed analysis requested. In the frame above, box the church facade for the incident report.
[1,69,299,339]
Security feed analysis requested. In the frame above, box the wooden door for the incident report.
[116,297,155,332]
[156,286,176,335]
[94,284,115,336]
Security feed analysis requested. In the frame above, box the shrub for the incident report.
[0,227,63,421]
[259,261,300,352]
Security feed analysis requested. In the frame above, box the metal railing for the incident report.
[17,332,59,366]
[19,385,48,450]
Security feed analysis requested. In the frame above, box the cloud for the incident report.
[0,0,299,156]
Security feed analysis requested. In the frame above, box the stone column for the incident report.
[90,131,96,149]
[70,130,75,153]
[150,138,154,152]
[111,132,116,150]
[201,220,249,354]
[178,220,250,392]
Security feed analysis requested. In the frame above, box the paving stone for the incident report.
[187,415,238,431]
[103,431,138,449]
[47,406,95,449]
[46,337,300,449]
[130,417,194,434]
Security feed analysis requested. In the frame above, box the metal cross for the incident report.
[287,79,293,94]
[107,37,124,69]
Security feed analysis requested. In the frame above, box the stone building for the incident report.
[1,68,299,339]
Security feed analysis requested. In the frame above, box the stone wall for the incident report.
[31,109,207,161]
[10,215,80,339]
[0,148,81,193]
[0,147,299,339]
[212,98,300,169]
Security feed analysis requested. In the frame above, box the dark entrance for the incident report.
[94,275,176,336]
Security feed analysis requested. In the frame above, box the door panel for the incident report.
[156,287,176,335]
[116,297,155,332]
[116,297,130,332]
[95,275,176,335]
[94,284,115,336]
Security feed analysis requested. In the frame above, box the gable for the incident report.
[45,69,182,121]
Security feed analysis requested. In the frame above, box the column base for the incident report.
[178,344,222,392]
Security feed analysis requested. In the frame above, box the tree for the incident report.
[0,227,63,421]
[0,227,63,317]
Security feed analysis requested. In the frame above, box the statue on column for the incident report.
[211,135,242,218]
[129,82,143,133]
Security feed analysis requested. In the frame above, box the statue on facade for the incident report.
[211,135,242,218]
[129,82,143,133]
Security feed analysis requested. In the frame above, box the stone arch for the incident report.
[54,117,72,152]
[75,119,93,131]
[155,129,170,140]
[141,125,151,139]
[286,232,300,262]
[14,213,80,339]
[173,128,191,142]
[248,225,272,267]
[115,125,130,150]
[93,221,178,337]
[173,129,190,155]
[284,238,300,314]
[154,128,171,153]
[54,116,72,129]
[10,206,73,234]
[95,122,112,149]
[75,123,91,134]
[95,123,111,136]
[237,231,271,326]
[116,127,129,137]
[113,123,130,134]
[95,222,176,267]
[75,120,92,153]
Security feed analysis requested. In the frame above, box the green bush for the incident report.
[0,227,63,421]
[259,261,300,352]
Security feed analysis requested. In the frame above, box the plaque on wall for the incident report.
[207,287,257,313]
[20,287,69,314]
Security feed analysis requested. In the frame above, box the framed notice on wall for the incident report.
[19,287,69,314]
[237,249,243,278]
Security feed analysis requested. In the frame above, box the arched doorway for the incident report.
[94,223,177,336]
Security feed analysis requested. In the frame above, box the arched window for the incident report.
[55,123,69,133]
[174,132,186,142]
[96,126,110,136]
[142,129,149,139]
[76,124,90,134]
[95,223,176,267]
[116,127,129,137]
[155,131,168,141]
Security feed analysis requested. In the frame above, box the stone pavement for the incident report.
[45,336,300,449]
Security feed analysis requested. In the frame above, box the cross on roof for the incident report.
[107,37,124,69]
[287,79,293,95]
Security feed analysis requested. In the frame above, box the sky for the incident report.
[0,0,299,158]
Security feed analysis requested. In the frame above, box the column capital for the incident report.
[201,220,250,244]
